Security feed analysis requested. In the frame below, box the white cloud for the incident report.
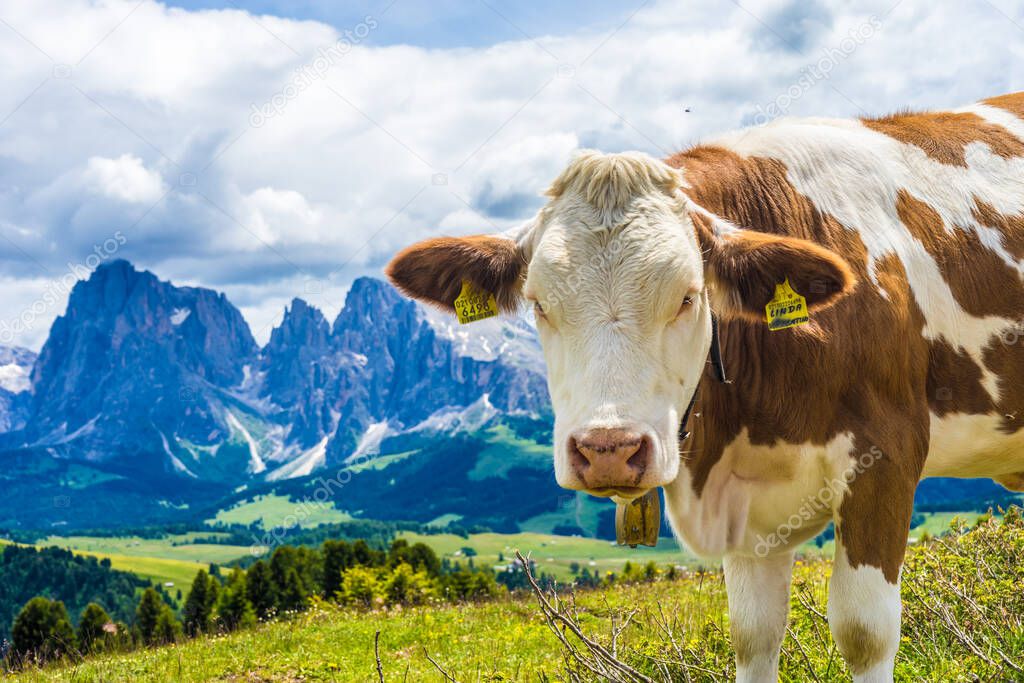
[81,154,166,204]
[0,0,1021,349]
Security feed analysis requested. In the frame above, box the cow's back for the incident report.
[669,92,1024,487]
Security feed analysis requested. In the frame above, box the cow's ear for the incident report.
[692,212,856,320]
[385,235,526,313]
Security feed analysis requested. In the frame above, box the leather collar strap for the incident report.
[678,313,728,441]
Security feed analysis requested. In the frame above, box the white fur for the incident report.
[664,430,856,558]
[958,103,1024,143]
[924,411,1024,478]
[723,552,795,683]
[522,152,711,493]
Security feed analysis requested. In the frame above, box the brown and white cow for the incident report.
[386,92,1024,682]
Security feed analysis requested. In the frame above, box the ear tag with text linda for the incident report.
[454,279,499,324]
[765,278,809,331]
[615,489,661,548]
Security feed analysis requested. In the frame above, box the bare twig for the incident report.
[423,648,459,683]
[374,630,385,683]
[786,627,822,683]
[515,550,652,683]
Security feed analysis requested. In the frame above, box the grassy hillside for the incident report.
[58,551,209,600]
[13,510,1023,682]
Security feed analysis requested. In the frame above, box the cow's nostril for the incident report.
[627,436,649,472]
[568,436,591,472]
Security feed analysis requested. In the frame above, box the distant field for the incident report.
[402,511,983,581]
[25,533,252,602]
[0,537,209,603]
[65,551,208,599]
[400,530,692,580]
[36,532,251,564]
[908,511,970,538]
[207,493,352,529]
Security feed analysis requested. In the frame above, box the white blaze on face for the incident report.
[520,152,713,494]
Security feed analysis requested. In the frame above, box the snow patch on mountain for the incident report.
[422,309,543,369]
[0,346,36,386]
[411,394,499,435]
[0,363,30,393]
[226,410,266,474]
[159,430,197,479]
[351,421,390,459]
[266,436,328,481]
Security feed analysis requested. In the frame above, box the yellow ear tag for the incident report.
[765,278,809,331]
[454,279,499,324]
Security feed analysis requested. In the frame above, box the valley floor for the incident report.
[13,512,1024,682]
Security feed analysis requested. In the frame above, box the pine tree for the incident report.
[279,568,307,612]
[153,605,182,644]
[321,540,353,598]
[207,573,220,616]
[216,570,255,631]
[135,588,164,646]
[245,560,277,619]
[183,570,214,636]
[77,602,112,653]
[352,539,383,566]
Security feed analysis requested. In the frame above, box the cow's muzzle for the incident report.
[566,427,652,497]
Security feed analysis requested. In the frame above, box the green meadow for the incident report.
[206,493,354,529]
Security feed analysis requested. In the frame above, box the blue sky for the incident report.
[0,0,1021,349]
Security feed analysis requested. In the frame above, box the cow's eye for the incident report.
[533,300,546,319]
[673,295,695,320]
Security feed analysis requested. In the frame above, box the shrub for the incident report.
[384,563,437,606]
[339,566,383,608]
[11,597,76,661]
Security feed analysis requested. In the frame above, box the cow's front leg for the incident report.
[723,551,795,683]
[828,543,901,682]
[829,464,916,682]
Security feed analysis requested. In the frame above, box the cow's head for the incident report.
[386,151,854,500]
